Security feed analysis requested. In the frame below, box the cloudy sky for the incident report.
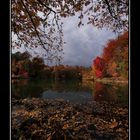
[12,15,117,67]
[61,16,117,67]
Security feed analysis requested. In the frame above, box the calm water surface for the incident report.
[12,79,128,104]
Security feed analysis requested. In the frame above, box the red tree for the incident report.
[93,57,106,78]
[102,31,128,78]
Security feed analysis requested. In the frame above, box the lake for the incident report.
[12,79,128,104]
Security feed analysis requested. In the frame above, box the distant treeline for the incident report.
[12,52,85,79]
[12,32,128,81]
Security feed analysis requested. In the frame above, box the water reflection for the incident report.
[12,79,43,99]
[12,79,128,103]
[93,82,128,103]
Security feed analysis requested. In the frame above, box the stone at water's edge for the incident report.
[12,98,128,140]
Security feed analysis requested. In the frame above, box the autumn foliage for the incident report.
[12,52,82,79]
[93,57,106,78]
[93,31,128,79]
[12,0,128,63]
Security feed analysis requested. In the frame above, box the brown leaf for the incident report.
[47,134,51,140]
[63,124,69,129]
[110,119,118,129]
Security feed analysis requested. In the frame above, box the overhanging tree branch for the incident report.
[104,0,115,18]
[20,0,49,52]
[104,0,122,27]
[117,0,128,6]
[36,0,56,14]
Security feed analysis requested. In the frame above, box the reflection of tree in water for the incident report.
[12,79,43,99]
[93,82,128,103]
[12,79,92,99]
[12,79,128,102]
[93,82,109,101]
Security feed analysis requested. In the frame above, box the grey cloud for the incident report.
[12,16,117,67]
[61,17,117,66]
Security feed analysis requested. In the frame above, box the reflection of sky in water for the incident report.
[42,90,93,103]
[12,79,128,104]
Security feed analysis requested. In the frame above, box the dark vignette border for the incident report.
[0,0,10,139]
[130,0,140,139]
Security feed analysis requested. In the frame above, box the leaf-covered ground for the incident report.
[12,98,128,140]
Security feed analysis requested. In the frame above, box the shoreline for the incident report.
[82,77,128,86]
[95,78,128,84]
